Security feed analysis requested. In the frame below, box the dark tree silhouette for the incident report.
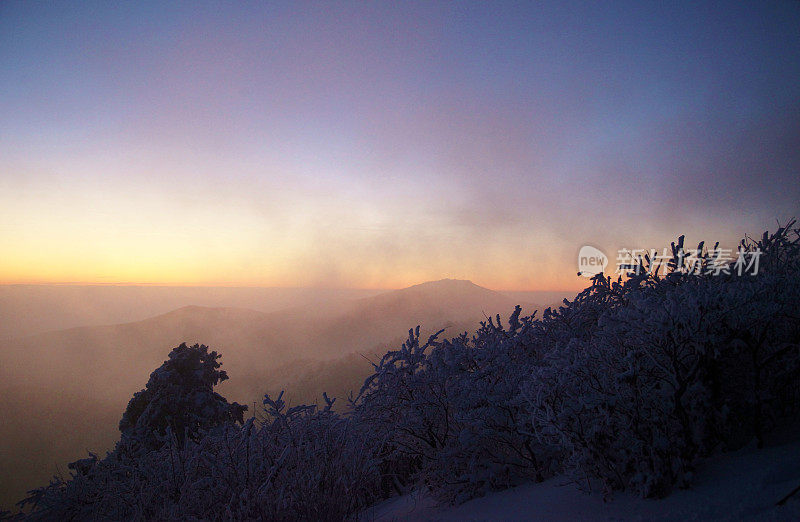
[118,343,246,453]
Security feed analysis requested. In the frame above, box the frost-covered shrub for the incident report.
[21,351,379,521]
[705,278,800,447]
[351,327,452,496]
[118,343,247,454]
[353,309,555,504]
[422,310,560,503]
[17,222,800,515]
[348,221,800,503]
[525,222,800,497]
[171,392,380,521]
[527,280,724,497]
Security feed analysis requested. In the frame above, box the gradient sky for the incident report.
[1,1,799,290]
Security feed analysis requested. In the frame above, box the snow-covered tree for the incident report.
[525,221,800,497]
[118,343,247,454]
[16,222,800,517]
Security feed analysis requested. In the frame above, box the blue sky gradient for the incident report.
[1,1,798,289]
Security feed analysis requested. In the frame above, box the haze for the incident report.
[2,2,798,291]
[0,280,568,508]
[1,0,800,514]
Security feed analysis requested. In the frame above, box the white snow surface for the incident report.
[363,437,800,521]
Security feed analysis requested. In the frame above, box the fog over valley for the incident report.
[0,280,565,509]
[1,2,798,519]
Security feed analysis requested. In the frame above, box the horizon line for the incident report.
[0,280,576,293]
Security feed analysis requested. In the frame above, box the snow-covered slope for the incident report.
[365,437,800,521]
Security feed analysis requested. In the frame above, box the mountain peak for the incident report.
[356,278,515,316]
[404,278,479,290]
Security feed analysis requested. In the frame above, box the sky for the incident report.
[1,1,798,291]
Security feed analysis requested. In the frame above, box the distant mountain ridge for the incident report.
[0,279,538,510]
[355,279,517,316]
[0,285,383,340]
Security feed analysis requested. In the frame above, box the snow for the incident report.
[364,437,800,521]
[18,224,800,519]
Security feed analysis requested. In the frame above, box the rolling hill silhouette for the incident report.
[0,279,532,509]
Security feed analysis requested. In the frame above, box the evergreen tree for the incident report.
[118,343,246,453]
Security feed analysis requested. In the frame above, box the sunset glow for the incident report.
[1,2,798,291]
